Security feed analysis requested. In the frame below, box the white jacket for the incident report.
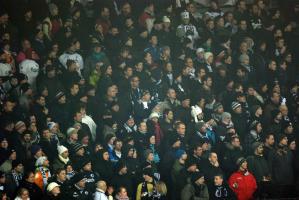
[94,189,108,200]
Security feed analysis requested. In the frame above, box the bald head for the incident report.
[96,180,107,191]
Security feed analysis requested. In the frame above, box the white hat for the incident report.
[191,105,202,117]
[196,48,205,54]
[162,16,171,23]
[204,52,213,61]
[149,112,159,119]
[57,145,68,155]
[47,182,60,192]
[35,156,48,167]
[181,11,190,19]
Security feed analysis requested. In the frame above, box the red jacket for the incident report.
[228,170,257,200]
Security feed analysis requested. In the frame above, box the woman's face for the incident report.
[26,172,35,183]
[119,188,128,197]
[103,152,109,161]
[149,136,156,144]
[51,186,60,196]
[21,190,29,200]
[147,153,154,162]
[0,140,8,149]
[289,141,296,150]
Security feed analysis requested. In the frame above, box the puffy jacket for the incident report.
[228,171,257,200]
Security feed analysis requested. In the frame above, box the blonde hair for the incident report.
[155,181,167,195]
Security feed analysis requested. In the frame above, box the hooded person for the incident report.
[93,148,114,184]
[121,144,140,177]
[136,167,155,200]
[181,171,209,200]
[111,160,133,198]
[52,145,71,171]
[69,172,91,200]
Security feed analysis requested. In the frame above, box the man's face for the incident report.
[266,135,275,146]
[122,3,131,15]
[214,176,223,186]
[23,134,31,142]
[167,89,176,99]
[194,146,203,157]
[280,137,288,146]
[240,161,248,170]
[239,21,247,31]
[209,153,218,163]
[205,78,213,87]
[232,138,241,148]
[256,145,264,155]
[0,14,9,24]
[71,84,79,95]
[83,162,92,171]
[177,124,186,135]
[4,101,15,112]
[57,170,66,182]
[130,77,140,88]
[138,122,147,132]
[16,164,24,173]
[271,93,280,105]
[77,179,86,188]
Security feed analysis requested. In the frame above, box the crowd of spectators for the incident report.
[0,0,299,199]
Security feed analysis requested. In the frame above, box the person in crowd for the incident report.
[181,172,209,200]
[0,0,299,199]
[94,180,108,200]
[228,157,257,200]
[208,174,236,200]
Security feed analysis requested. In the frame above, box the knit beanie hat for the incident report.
[236,157,246,167]
[252,142,263,151]
[35,156,48,167]
[191,172,204,183]
[57,145,68,155]
[213,102,223,112]
[72,143,84,153]
[231,101,241,110]
[175,149,186,159]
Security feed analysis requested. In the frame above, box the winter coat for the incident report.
[19,180,43,200]
[181,183,209,200]
[268,145,294,185]
[228,170,257,200]
[209,183,236,200]
[136,181,154,200]
[247,154,270,183]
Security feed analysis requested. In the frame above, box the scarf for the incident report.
[67,170,75,180]
[39,167,51,190]
[154,122,163,146]
[12,170,22,187]
[59,155,70,164]
[123,123,137,133]
[215,186,228,197]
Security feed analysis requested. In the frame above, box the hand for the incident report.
[233,183,238,188]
